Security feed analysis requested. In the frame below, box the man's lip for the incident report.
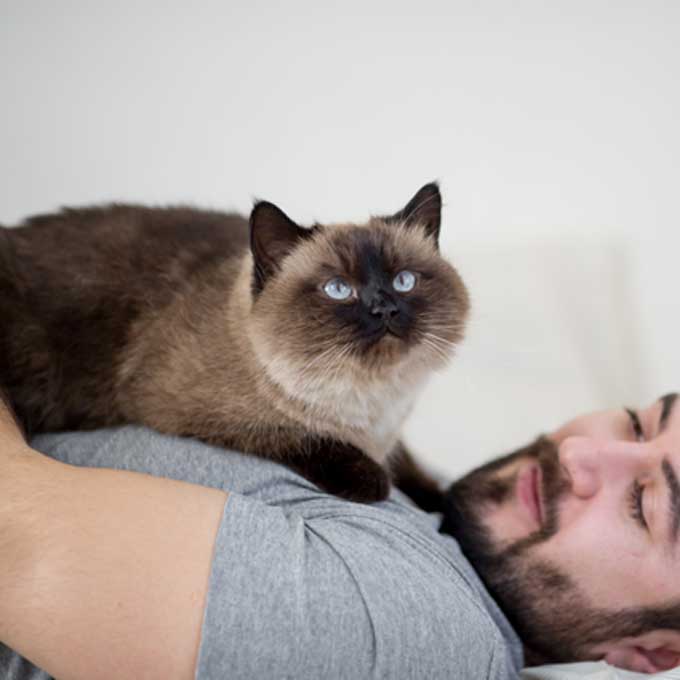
[534,465,545,527]
[518,464,543,528]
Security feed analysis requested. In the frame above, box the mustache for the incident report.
[441,435,571,544]
[506,436,571,554]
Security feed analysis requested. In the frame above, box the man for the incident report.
[0,392,677,678]
[444,391,680,674]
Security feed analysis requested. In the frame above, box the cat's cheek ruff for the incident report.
[247,328,370,428]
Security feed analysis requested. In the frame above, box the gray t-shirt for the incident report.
[0,426,523,679]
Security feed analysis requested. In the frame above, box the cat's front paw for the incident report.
[290,437,391,504]
[322,457,391,503]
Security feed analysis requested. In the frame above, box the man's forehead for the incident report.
[549,409,619,442]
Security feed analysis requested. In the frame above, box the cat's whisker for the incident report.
[419,326,460,343]
[291,342,356,395]
[416,318,462,335]
[420,345,450,366]
[305,349,345,386]
[421,332,458,351]
[418,336,451,364]
[293,341,354,379]
[325,344,357,386]
[419,331,457,357]
[300,344,343,372]
[423,343,457,363]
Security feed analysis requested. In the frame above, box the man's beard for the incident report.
[440,437,609,664]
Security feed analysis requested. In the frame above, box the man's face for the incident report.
[443,393,680,673]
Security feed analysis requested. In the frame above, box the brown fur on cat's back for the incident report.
[0,204,250,432]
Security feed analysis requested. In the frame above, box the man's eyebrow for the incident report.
[662,459,680,547]
[626,408,644,440]
[659,393,678,433]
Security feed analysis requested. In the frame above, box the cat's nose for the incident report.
[369,293,399,320]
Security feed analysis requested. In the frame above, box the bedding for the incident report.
[522,661,680,679]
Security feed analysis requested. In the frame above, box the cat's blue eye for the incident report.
[323,277,353,301]
[392,270,416,293]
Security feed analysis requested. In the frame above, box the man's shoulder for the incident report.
[33,426,523,678]
[31,425,495,618]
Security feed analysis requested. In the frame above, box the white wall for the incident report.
[2,1,678,477]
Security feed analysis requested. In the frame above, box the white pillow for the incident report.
[522,661,680,679]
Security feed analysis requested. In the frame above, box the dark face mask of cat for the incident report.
[246,183,470,388]
[322,255,415,349]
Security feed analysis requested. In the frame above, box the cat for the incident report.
[0,183,469,503]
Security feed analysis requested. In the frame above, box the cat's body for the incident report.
[0,184,469,503]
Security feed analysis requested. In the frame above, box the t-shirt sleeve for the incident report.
[196,493,375,680]
[197,492,519,680]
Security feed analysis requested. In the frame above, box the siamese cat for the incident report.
[0,183,468,503]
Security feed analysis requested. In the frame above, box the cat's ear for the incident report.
[386,182,442,247]
[250,200,312,294]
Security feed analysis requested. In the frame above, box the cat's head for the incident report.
[247,183,469,393]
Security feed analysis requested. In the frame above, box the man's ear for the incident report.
[596,630,680,674]
[385,182,442,248]
[249,201,313,294]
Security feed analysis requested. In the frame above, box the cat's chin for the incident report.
[356,331,412,367]
[358,323,408,346]
[359,327,388,347]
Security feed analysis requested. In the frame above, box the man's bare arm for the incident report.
[0,400,227,680]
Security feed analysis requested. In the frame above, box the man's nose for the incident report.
[557,436,653,499]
